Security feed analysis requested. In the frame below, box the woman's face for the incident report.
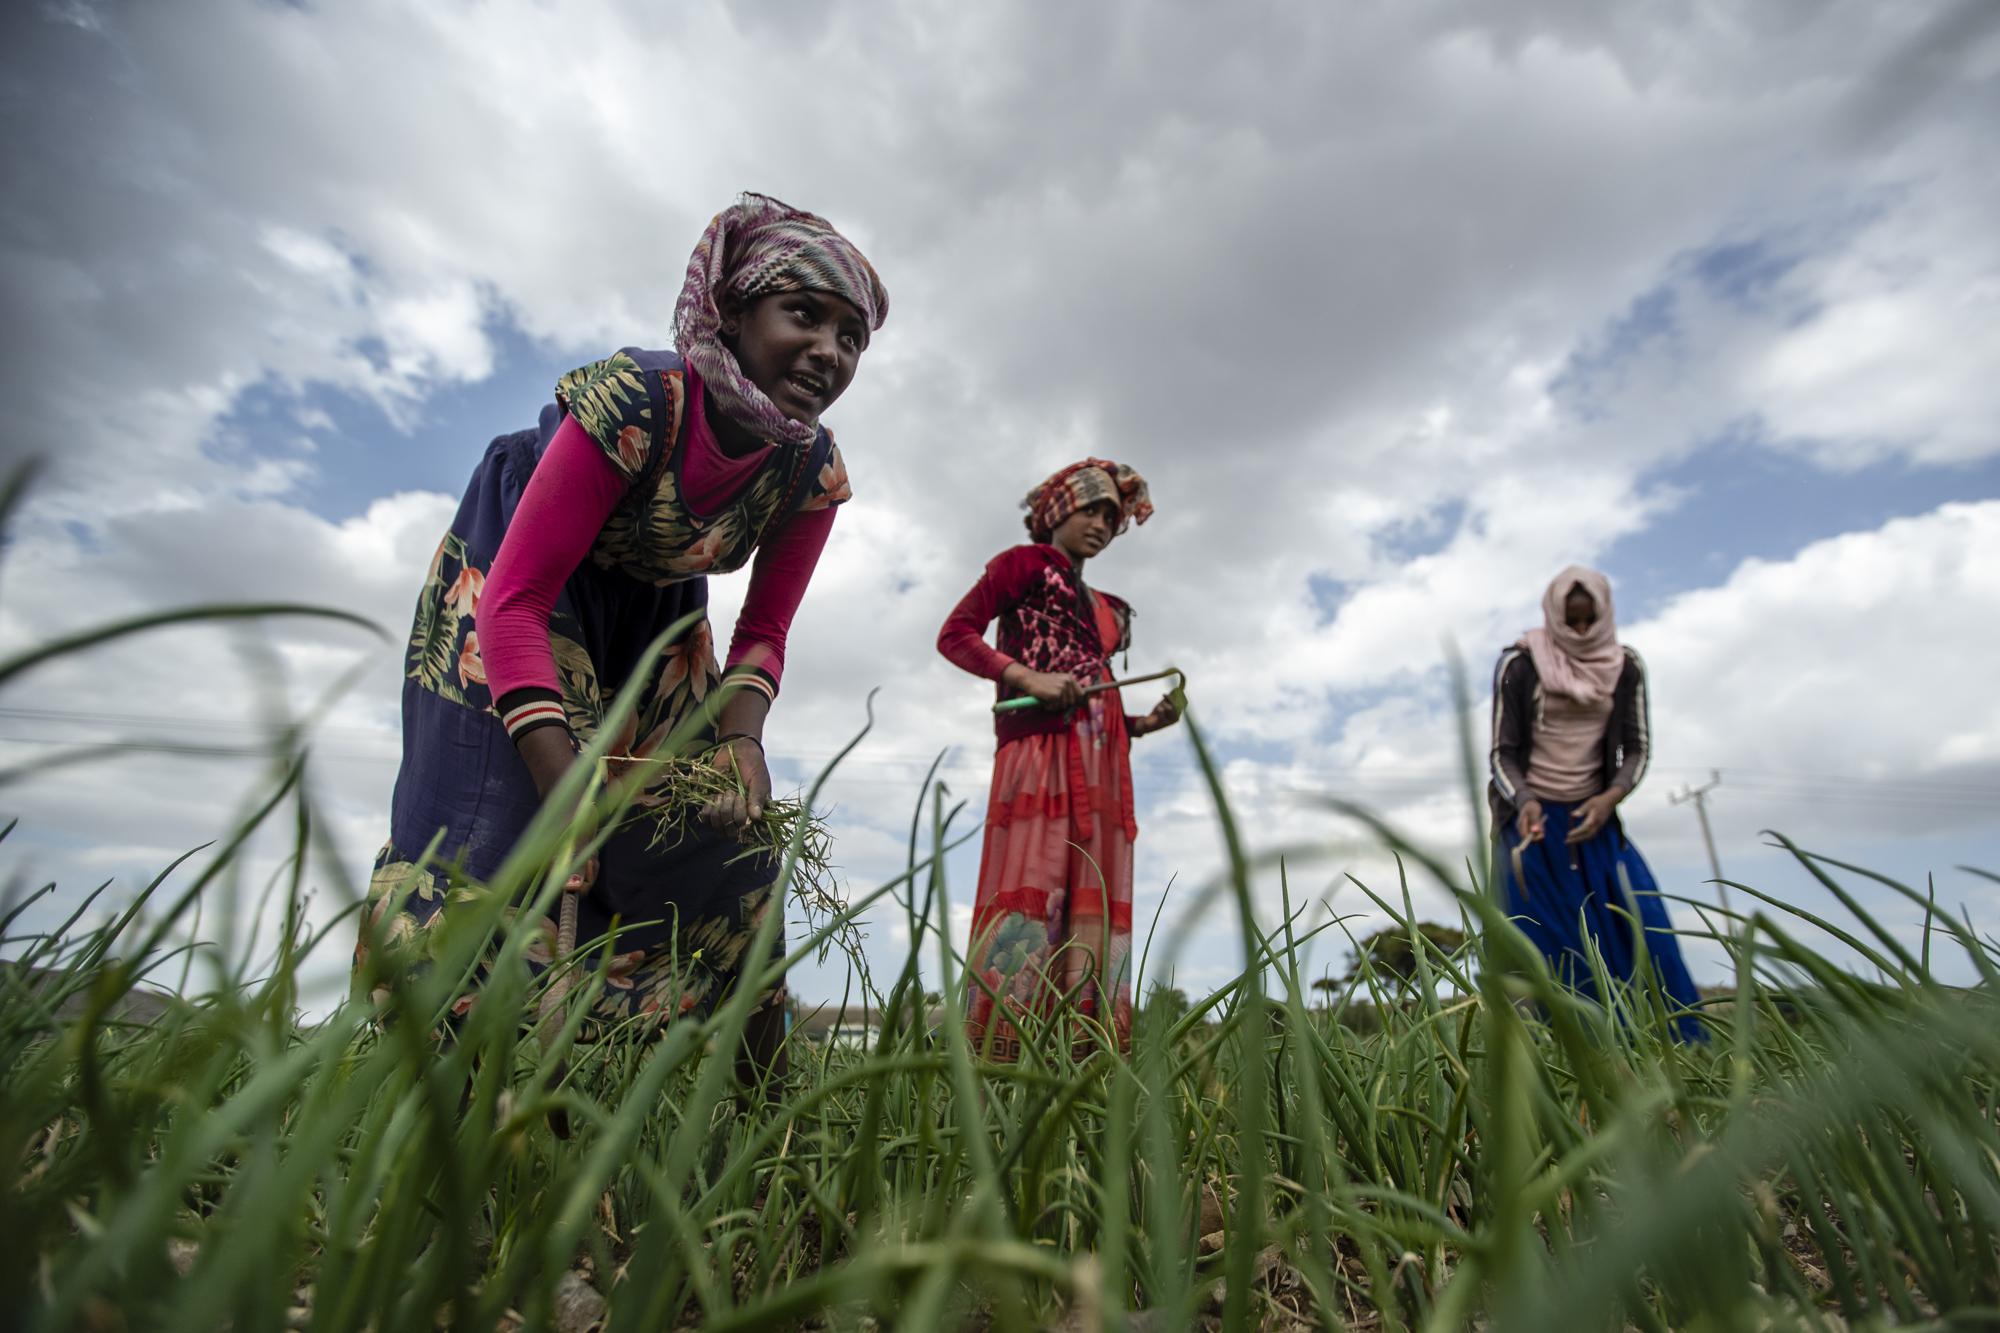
[1052,500,1120,562]
[727,290,869,425]
[1563,585,1598,633]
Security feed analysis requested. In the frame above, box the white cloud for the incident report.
[2,0,1996,1005]
[1634,500,2000,829]
[1747,205,2000,466]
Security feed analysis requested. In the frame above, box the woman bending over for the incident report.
[357,193,888,1079]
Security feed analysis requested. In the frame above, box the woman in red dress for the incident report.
[936,459,1179,1059]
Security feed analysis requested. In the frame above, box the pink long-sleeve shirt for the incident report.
[478,387,835,708]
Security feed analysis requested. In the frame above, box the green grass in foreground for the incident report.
[0,470,1993,1330]
[2,695,1997,1333]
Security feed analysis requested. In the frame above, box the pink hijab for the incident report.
[1520,565,1625,705]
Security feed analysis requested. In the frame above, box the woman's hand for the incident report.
[1565,789,1622,844]
[518,726,599,890]
[1002,664,1085,711]
[702,736,772,837]
[1515,797,1546,844]
[1130,692,1182,738]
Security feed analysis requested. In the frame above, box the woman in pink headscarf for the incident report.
[1488,566,1704,1040]
[358,194,887,1078]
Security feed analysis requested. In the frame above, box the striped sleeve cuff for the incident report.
[722,664,777,704]
[496,687,571,743]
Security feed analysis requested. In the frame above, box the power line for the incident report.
[0,736,395,766]
[1,709,1997,807]
[0,706,392,742]
[0,730,1995,808]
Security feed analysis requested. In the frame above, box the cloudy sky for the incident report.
[2,0,1996,1009]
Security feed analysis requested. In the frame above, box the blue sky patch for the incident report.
[1548,285,1681,419]
[215,319,588,521]
[1605,442,2000,623]
[1686,236,1804,312]
[1307,572,1350,625]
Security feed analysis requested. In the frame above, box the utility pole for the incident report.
[1669,770,1727,911]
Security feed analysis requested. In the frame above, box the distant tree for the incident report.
[1143,983,1191,1027]
[1345,922,1467,988]
[1310,976,1342,1006]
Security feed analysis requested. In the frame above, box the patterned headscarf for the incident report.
[1022,458,1154,543]
[673,192,889,445]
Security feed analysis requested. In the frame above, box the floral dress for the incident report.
[355,347,849,1028]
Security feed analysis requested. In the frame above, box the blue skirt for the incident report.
[1499,801,1705,1041]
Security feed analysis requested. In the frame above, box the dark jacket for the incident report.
[1487,645,1650,835]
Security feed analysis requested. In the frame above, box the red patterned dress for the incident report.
[938,544,1139,1058]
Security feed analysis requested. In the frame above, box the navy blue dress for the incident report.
[1500,805,1706,1042]
[356,348,846,1027]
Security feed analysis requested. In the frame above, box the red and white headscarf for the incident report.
[672,192,889,445]
[1520,565,1625,705]
[1022,458,1154,543]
